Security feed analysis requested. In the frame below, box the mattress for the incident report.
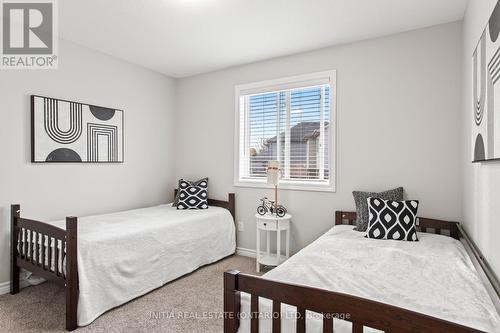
[44,204,236,326]
[238,225,500,333]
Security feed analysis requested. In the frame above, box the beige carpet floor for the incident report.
[0,255,258,333]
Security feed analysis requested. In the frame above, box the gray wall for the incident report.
[0,40,177,285]
[175,22,463,254]
[462,1,500,276]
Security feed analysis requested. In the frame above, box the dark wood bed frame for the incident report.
[10,191,235,331]
[224,211,500,333]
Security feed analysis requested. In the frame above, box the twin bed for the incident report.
[10,191,236,330]
[224,212,500,333]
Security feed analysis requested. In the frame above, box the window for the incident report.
[234,71,336,191]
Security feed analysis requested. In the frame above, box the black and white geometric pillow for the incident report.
[176,179,208,210]
[172,177,208,207]
[365,197,419,241]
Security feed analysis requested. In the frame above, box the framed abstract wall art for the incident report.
[472,1,500,162]
[31,95,124,163]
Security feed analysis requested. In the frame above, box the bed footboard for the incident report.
[10,204,79,331]
[223,270,484,333]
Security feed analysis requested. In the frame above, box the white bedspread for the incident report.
[238,225,500,333]
[48,204,235,326]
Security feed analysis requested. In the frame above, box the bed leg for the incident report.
[10,204,20,295]
[66,216,78,331]
[224,270,240,333]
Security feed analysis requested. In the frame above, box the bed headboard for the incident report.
[334,211,459,239]
[173,189,235,220]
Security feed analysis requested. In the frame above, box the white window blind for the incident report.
[235,71,336,191]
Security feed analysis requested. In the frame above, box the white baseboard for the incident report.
[236,247,257,258]
[0,281,10,295]
[0,280,30,296]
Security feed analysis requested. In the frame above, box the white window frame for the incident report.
[233,70,336,192]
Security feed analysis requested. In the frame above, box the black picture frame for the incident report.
[31,95,124,163]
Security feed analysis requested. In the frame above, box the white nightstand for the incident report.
[255,213,292,272]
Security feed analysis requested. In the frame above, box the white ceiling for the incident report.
[58,0,468,78]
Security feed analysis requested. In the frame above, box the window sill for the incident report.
[234,181,336,193]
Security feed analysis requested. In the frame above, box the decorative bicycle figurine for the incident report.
[257,197,287,217]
